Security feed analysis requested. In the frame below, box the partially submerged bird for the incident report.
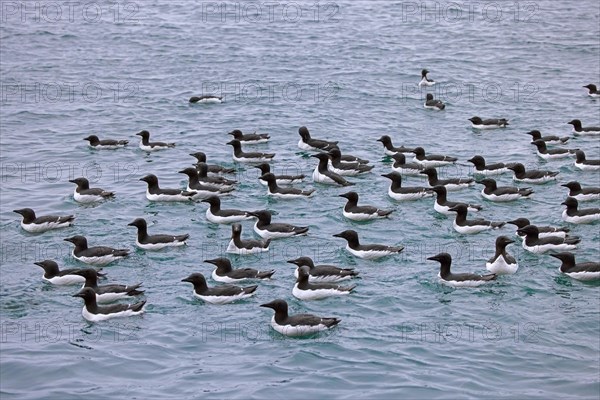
[428,253,496,288]
[260,299,341,337]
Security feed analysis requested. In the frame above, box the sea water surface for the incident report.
[1,1,599,399]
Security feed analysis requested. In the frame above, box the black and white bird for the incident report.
[485,236,518,275]
[525,130,569,145]
[261,173,315,199]
[424,93,445,110]
[181,273,257,304]
[33,260,98,285]
[127,218,189,250]
[412,147,457,168]
[377,135,415,156]
[517,225,580,254]
[69,177,114,204]
[14,208,74,233]
[140,174,195,202]
[391,153,424,175]
[76,269,144,304]
[178,167,234,199]
[506,218,569,239]
[561,197,600,224]
[574,150,600,171]
[201,196,253,224]
[292,266,356,301]
[467,155,514,176]
[228,129,270,144]
[418,69,435,86]
[561,181,600,201]
[311,153,353,186]
[449,204,504,234]
[204,258,274,283]
[508,163,558,184]
[531,140,578,160]
[83,135,128,149]
[136,130,175,151]
[583,84,600,97]
[330,146,370,164]
[73,287,145,322]
[194,162,238,189]
[420,168,474,191]
[64,235,129,266]
[427,253,496,288]
[333,229,403,260]
[327,148,373,176]
[381,172,433,201]
[254,163,305,186]
[250,210,309,239]
[568,119,600,135]
[339,191,393,220]
[297,126,338,152]
[226,223,270,255]
[431,186,482,215]
[550,252,600,281]
[478,178,534,202]
[227,139,275,163]
[189,95,222,104]
[287,257,359,282]
[468,116,509,129]
[189,152,235,174]
[260,299,341,337]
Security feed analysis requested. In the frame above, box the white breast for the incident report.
[562,210,600,224]
[574,162,600,171]
[481,190,522,202]
[21,220,72,233]
[439,278,490,288]
[564,271,600,281]
[270,316,328,337]
[136,240,184,250]
[146,190,190,202]
[292,284,350,300]
[452,221,490,234]
[74,191,103,203]
[193,291,253,304]
[388,188,431,201]
[74,253,122,266]
[346,245,390,260]
[486,255,518,275]
[226,240,269,255]
[312,167,336,184]
[343,209,379,221]
[297,139,314,150]
[44,274,85,285]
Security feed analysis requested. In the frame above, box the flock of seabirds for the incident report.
[13,70,600,337]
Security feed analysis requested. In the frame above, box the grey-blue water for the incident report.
[1,1,599,398]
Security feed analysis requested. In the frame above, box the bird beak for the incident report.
[63,238,74,243]
[33,261,44,267]
[72,292,84,298]
[332,233,343,238]
[426,255,439,261]
[516,228,525,234]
